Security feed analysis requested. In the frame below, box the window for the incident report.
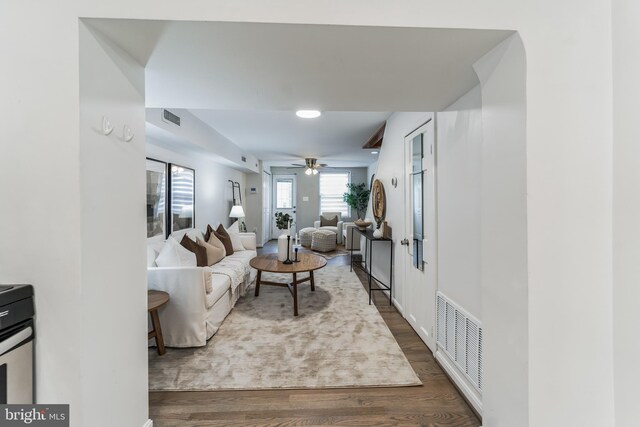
[319,172,350,217]
[169,164,195,233]
[276,179,293,209]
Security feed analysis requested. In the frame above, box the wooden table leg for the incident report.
[149,309,166,356]
[292,272,298,316]
[255,270,262,296]
[310,270,315,292]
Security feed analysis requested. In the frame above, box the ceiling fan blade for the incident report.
[291,163,306,167]
[319,163,328,167]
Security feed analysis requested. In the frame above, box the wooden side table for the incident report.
[148,290,170,355]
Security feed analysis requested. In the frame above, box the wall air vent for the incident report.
[436,292,483,392]
[162,109,181,126]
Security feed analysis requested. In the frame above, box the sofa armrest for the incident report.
[147,266,210,347]
[239,232,257,250]
[336,221,344,244]
[313,220,320,229]
[147,266,208,311]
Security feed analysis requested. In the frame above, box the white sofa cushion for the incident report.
[155,236,197,267]
[206,274,231,308]
[225,222,245,251]
[239,233,257,250]
[146,235,166,267]
[227,220,240,233]
[147,246,157,267]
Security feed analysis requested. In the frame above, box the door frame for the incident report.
[271,174,297,239]
[262,170,271,244]
[403,117,438,351]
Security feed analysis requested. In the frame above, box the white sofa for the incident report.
[313,212,344,245]
[147,228,257,348]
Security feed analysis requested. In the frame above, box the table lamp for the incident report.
[229,205,246,232]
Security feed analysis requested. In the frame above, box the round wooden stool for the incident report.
[148,290,169,355]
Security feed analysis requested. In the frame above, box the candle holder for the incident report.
[294,247,300,262]
[283,235,293,264]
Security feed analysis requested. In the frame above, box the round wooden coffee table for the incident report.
[249,253,327,316]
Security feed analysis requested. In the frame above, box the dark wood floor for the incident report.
[149,241,480,426]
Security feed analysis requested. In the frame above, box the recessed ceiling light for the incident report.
[371,151,379,154]
[296,110,321,119]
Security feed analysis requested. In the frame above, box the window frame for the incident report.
[318,171,351,218]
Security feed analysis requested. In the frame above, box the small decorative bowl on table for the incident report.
[354,219,372,230]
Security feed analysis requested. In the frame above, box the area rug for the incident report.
[299,244,350,260]
[148,265,421,391]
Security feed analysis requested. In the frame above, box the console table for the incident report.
[349,228,393,305]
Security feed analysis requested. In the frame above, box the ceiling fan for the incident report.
[291,158,327,175]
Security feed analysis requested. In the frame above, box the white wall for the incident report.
[473,35,528,427]
[612,0,640,425]
[79,23,149,426]
[245,162,265,245]
[369,112,432,314]
[147,108,259,174]
[147,141,246,231]
[436,85,483,321]
[0,2,618,426]
[367,160,378,186]
[271,166,368,230]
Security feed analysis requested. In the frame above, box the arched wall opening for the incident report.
[78,21,529,427]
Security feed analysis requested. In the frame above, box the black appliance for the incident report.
[0,285,34,403]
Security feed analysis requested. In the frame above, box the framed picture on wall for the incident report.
[169,163,195,234]
[146,158,167,239]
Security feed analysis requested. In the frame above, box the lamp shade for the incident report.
[229,205,245,218]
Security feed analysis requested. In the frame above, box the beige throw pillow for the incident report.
[320,215,338,227]
[199,235,225,265]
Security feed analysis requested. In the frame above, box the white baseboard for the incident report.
[392,297,404,315]
[434,350,483,415]
[143,419,153,427]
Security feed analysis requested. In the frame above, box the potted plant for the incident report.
[343,182,370,220]
[274,212,292,233]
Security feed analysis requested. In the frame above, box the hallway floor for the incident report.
[149,240,480,426]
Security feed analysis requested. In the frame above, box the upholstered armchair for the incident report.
[313,212,344,245]
[342,222,361,250]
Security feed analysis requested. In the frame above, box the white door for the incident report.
[272,174,297,239]
[262,171,271,243]
[403,119,437,351]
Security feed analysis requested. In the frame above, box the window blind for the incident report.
[319,172,350,217]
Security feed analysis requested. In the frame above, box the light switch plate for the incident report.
[303,196,309,202]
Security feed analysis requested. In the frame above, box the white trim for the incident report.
[392,297,404,315]
[143,419,153,427]
[435,350,483,415]
[374,287,404,316]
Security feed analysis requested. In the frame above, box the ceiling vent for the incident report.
[162,109,181,126]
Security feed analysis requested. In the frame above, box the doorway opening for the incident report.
[79,18,526,426]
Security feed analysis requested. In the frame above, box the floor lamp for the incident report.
[228,180,246,232]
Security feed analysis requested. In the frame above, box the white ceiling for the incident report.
[86,19,512,166]
[190,110,389,167]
